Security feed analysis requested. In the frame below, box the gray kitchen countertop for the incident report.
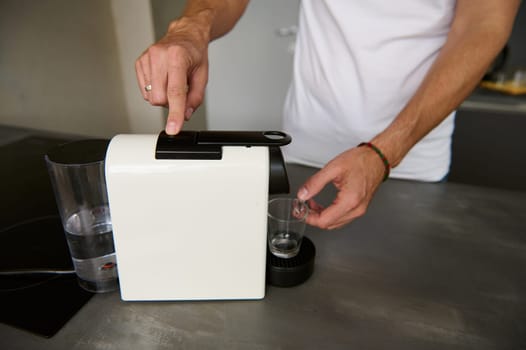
[1,125,525,349]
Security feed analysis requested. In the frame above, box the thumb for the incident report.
[185,62,208,121]
[297,166,338,201]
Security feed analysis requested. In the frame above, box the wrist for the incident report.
[369,134,409,169]
[358,142,391,181]
[168,9,214,43]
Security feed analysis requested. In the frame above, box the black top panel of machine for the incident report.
[155,131,291,160]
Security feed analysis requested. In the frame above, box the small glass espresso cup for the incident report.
[267,197,309,259]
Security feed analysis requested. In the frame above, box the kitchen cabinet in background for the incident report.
[450,96,526,191]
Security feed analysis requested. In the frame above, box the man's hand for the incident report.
[297,146,386,230]
[135,1,248,135]
[135,16,210,135]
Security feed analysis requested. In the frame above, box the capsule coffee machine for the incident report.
[105,131,295,301]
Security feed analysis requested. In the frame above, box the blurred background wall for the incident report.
[0,0,163,138]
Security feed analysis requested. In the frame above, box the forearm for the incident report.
[371,0,520,168]
[170,0,249,43]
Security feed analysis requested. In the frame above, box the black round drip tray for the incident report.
[266,236,315,287]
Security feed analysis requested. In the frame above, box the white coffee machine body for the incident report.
[105,131,290,301]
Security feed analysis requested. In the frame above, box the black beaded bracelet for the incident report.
[358,142,391,181]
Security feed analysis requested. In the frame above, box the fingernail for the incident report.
[184,108,194,120]
[297,187,308,201]
[165,120,178,135]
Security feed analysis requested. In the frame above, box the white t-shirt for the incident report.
[283,0,457,181]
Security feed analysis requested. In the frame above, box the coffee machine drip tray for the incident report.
[266,236,316,288]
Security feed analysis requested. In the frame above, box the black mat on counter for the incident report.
[0,136,93,338]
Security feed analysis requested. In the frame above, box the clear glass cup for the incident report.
[45,139,118,293]
[267,197,309,259]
